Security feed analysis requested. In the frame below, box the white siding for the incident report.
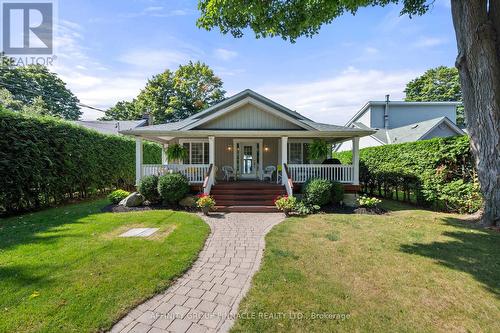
[197,104,302,130]
[336,135,382,151]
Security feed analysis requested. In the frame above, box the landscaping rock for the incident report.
[179,195,196,208]
[119,192,145,207]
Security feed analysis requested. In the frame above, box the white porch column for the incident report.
[208,136,215,182]
[352,137,360,185]
[161,144,168,164]
[135,137,143,186]
[281,136,288,185]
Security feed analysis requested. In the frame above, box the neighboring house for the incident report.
[72,118,149,135]
[121,89,374,211]
[335,96,465,151]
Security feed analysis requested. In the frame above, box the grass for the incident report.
[232,201,500,333]
[0,199,210,333]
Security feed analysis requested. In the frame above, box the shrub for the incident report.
[138,175,159,202]
[303,178,333,206]
[331,181,345,204]
[0,109,161,215]
[333,136,482,213]
[157,173,190,204]
[358,195,382,208]
[274,195,297,214]
[108,189,130,204]
[439,179,482,214]
[294,201,320,215]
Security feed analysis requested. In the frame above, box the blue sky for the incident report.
[52,0,457,124]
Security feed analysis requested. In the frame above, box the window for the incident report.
[288,142,310,164]
[180,141,209,164]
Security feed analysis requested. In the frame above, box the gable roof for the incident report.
[72,119,147,135]
[185,89,311,123]
[121,89,375,138]
[352,117,465,144]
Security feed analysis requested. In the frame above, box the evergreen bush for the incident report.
[0,108,161,215]
[333,136,481,213]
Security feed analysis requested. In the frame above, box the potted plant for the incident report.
[166,144,188,164]
[196,194,216,215]
[274,195,297,216]
[308,139,330,163]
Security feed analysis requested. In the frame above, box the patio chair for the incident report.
[263,165,276,182]
[221,165,236,181]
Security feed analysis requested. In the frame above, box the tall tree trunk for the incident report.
[451,0,500,226]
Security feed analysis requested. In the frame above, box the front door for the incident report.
[239,143,257,179]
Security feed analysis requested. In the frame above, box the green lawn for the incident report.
[232,201,500,333]
[0,199,209,333]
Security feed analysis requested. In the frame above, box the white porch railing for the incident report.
[141,164,209,183]
[287,164,354,183]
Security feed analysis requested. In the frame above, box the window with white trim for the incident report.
[180,140,210,164]
[287,142,310,164]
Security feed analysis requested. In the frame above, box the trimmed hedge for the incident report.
[334,135,482,213]
[0,109,161,215]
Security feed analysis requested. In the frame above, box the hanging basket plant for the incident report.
[308,139,330,162]
[166,144,188,163]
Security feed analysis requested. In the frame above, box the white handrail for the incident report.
[287,164,354,183]
[203,164,214,194]
[142,164,209,183]
[282,163,293,196]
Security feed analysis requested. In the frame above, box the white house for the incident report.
[121,89,374,212]
[335,96,465,151]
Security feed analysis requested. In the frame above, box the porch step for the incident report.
[215,205,279,213]
[211,181,285,213]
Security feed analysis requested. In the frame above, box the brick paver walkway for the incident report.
[110,212,284,333]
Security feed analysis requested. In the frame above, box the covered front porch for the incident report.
[134,134,361,196]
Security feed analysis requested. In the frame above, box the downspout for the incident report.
[384,94,391,144]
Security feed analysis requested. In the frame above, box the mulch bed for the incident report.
[101,203,197,213]
[353,206,387,215]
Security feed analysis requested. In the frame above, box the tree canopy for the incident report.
[102,61,225,124]
[0,59,81,119]
[197,0,430,42]
[404,66,464,125]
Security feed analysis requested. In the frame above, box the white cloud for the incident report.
[119,7,190,18]
[118,49,194,71]
[412,37,447,48]
[259,67,418,125]
[364,47,379,55]
[50,20,204,119]
[213,48,238,61]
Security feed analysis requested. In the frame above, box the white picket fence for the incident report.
[141,164,209,183]
[287,164,354,183]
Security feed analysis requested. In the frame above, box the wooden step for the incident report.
[215,205,280,213]
[211,190,285,196]
[215,200,276,206]
[211,193,281,200]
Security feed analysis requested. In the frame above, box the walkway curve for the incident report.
[110,212,284,333]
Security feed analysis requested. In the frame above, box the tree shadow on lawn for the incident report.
[0,201,103,251]
[400,217,500,298]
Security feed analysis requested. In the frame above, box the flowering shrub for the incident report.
[274,195,297,213]
[357,195,382,208]
[196,194,216,209]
